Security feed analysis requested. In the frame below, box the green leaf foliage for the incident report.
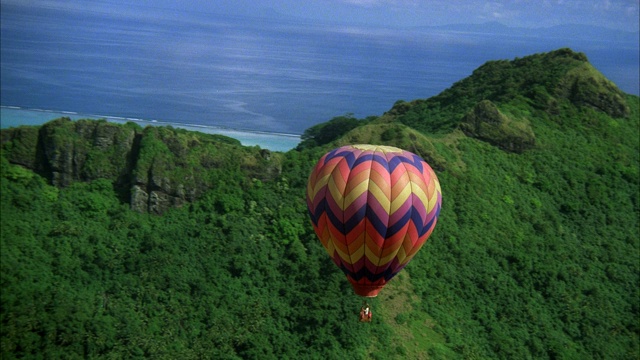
[1,48,638,359]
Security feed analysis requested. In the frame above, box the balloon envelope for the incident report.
[306,144,442,297]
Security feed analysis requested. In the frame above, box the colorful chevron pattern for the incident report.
[307,144,442,297]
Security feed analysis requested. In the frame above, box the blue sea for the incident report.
[1,3,638,151]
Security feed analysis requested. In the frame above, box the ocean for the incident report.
[1,3,638,149]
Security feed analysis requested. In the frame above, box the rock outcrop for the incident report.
[459,100,536,153]
[556,63,630,118]
[35,118,136,187]
[1,118,283,214]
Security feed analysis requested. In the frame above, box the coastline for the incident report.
[0,106,301,152]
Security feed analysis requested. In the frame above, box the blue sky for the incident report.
[4,0,639,32]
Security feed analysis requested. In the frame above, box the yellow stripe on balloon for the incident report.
[365,180,391,210]
[310,172,331,199]
[327,175,346,206]
[396,244,408,265]
[408,178,429,207]
[377,249,401,266]
[324,231,335,255]
[347,233,365,253]
[343,179,369,209]
[360,243,400,266]
[390,181,412,214]
[350,244,365,263]
[333,243,350,263]
[427,190,440,213]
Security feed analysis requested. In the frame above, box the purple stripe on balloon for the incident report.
[374,256,402,280]
[366,191,390,230]
[343,192,368,220]
[409,193,427,220]
[389,197,412,224]
[352,255,365,273]
[333,251,355,274]
[347,256,404,282]
[364,254,379,274]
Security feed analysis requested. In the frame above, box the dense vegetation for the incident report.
[1,48,638,359]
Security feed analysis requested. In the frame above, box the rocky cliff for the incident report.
[1,118,282,214]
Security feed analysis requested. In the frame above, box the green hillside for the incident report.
[1,48,638,359]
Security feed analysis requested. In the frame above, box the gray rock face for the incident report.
[36,119,136,187]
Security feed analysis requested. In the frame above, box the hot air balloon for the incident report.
[306,144,442,298]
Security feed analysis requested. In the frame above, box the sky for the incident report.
[4,0,639,32]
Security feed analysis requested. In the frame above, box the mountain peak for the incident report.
[385,48,630,137]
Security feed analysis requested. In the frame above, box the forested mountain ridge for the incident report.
[299,49,630,148]
[1,48,638,359]
[384,48,629,133]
